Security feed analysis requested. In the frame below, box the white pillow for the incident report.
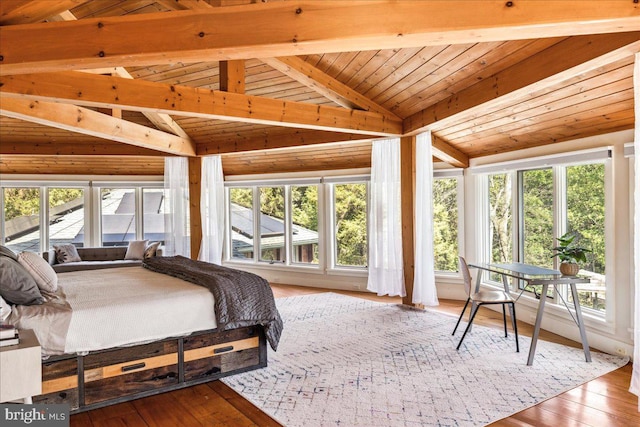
[0,295,11,321]
[125,240,149,260]
[17,251,58,293]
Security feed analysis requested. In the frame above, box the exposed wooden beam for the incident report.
[0,98,196,156]
[0,154,165,176]
[0,0,89,25]
[109,67,193,140]
[400,135,416,307]
[1,1,638,75]
[404,32,640,134]
[155,0,217,11]
[198,130,371,155]
[219,60,245,94]
[0,140,168,156]
[431,136,469,168]
[0,71,402,136]
[260,56,401,120]
[188,156,202,260]
[56,10,194,141]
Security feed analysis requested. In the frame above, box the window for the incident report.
[0,181,163,252]
[259,186,286,263]
[433,177,459,272]
[291,185,319,265]
[488,173,513,275]
[481,155,607,314]
[49,187,85,247]
[332,183,367,268]
[101,188,136,246]
[2,187,41,253]
[519,168,554,269]
[229,187,254,260]
[142,188,165,244]
[565,163,606,311]
[225,177,365,271]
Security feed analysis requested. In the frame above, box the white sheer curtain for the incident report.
[631,52,640,409]
[413,131,439,306]
[367,138,405,297]
[163,157,190,257]
[199,156,225,264]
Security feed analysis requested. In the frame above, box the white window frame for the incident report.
[473,148,611,319]
[0,178,163,252]
[224,174,370,275]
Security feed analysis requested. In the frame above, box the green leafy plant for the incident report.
[551,232,591,264]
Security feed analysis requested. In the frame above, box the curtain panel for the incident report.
[413,131,439,306]
[367,138,406,297]
[199,156,225,264]
[631,52,640,409]
[163,157,190,257]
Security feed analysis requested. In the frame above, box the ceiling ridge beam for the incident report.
[260,56,401,121]
[0,71,403,136]
[1,1,639,75]
[0,98,196,156]
[404,32,640,135]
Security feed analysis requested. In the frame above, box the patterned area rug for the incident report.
[222,293,628,426]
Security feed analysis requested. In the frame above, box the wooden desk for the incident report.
[468,262,591,366]
[0,329,42,403]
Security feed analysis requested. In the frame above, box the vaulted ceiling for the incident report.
[0,1,638,176]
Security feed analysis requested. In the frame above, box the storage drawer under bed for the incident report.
[32,325,267,412]
[83,340,179,405]
[183,326,264,382]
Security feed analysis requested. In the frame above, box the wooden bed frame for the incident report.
[33,325,267,412]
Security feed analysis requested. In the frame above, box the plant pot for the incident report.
[559,262,579,276]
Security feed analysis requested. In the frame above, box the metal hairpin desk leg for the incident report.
[569,282,592,362]
[527,283,548,366]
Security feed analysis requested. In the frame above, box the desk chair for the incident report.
[452,256,519,352]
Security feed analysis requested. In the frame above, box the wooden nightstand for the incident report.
[0,329,42,403]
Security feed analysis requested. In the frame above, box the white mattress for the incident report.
[58,267,217,354]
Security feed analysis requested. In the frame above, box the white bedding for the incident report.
[58,267,217,354]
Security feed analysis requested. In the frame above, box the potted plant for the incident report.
[551,232,591,276]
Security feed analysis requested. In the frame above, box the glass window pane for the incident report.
[291,185,319,264]
[3,187,41,253]
[49,188,84,248]
[230,187,254,260]
[334,183,367,267]
[101,188,136,246]
[143,188,165,244]
[259,187,285,263]
[566,163,606,311]
[522,169,554,268]
[489,174,512,281]
[521,168,554,297]
[433,178,458,272]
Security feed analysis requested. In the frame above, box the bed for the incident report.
[5,256,283,413]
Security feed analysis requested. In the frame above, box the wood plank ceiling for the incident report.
[0,1,638,176]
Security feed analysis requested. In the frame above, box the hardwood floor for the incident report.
[70,284,639,427]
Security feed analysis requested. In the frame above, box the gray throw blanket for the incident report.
[143,256,283,351]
